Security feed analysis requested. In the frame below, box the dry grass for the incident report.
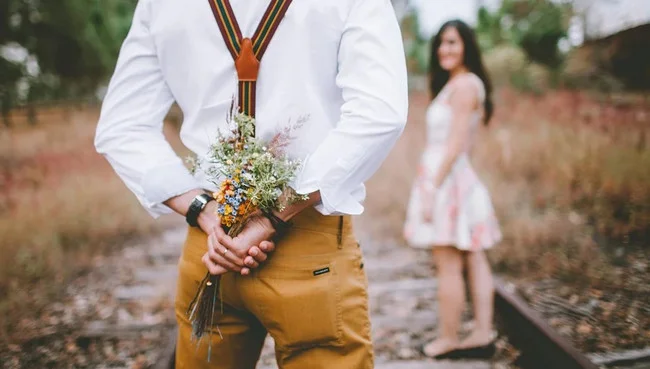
[0,107,188,343]
[360,88,650,286]
[2,91,647,342]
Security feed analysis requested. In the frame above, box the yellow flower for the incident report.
[224,204,233,215]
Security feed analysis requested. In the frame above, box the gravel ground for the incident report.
[1,219,518,369]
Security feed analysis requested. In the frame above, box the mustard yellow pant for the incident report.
[174,209,373,369]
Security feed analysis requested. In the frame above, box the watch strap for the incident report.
[263,210,291,242]
[186,193,214,228]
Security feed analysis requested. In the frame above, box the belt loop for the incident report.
[337,216,343,249]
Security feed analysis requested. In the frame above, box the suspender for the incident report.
[208,0,292,121]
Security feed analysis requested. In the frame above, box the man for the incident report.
[95,0,407,368]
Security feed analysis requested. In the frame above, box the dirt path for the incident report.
[2,219,508,368]
[257,225,500,369]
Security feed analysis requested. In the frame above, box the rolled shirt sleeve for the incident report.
[293,0,409,215]
[94,0,200,218]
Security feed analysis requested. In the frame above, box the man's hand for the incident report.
[219,215,277,275]
[199,203,274,275]
[197,201,222,235]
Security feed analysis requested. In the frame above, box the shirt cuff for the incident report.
[141,160,201,218]
[317,181,365,215]
[292,169,365,216]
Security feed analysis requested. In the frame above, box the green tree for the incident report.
[477,0,571,67]
[400,11,429,75]
[0,0,136,116]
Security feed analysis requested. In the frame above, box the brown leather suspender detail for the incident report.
[208,0,292,121]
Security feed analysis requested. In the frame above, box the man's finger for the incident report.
[212,225,227,238]
[244,256,260,269]
[209,233,244,267]
[202,253,228,275]
[259,240,275,253]
[248,246,267,263]
[240,267,251,276]
[214,229,236,249]
[206,245,242,272]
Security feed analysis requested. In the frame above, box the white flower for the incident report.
[273,188,283,197]
[243,173,254,182]
[226,159,233,165]
[262,146,267,151]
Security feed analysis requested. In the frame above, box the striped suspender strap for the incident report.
[208,0,292,120]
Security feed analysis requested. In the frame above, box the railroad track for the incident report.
[155,279,605,369]
[149,235,640,369]
[494,278,599,369]
[495,278,650,369]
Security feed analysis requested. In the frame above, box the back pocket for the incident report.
[255,260,343,349]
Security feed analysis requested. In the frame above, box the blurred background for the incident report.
[0,0,648,368]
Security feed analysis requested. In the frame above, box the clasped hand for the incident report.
[199,208,276,276]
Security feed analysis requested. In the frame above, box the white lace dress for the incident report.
[403,74,502,251]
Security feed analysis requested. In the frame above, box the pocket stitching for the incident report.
[258,263,344,349]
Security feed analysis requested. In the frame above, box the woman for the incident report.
[403,19,502,359]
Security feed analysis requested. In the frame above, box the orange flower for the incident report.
[238,202,249,215]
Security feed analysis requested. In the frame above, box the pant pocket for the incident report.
[254,260,343,350]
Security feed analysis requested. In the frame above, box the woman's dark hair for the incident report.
[429,19,494,124]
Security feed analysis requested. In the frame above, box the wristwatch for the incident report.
[186,193,214,228]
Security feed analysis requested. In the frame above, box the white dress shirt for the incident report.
[95,0,408,218]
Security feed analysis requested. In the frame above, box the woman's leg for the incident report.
[423,246,465,357]
[461,250,495,348]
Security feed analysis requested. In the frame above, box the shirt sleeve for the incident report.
[293,0,409,215]
[94,0,201,218]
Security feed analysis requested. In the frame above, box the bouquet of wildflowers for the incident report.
[186,103,306,355]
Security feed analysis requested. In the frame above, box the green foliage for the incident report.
[0,58,23,124]
[476,7,505,50]
[0,0,136,112]
[476,0,571,67]
[400,12,429,75]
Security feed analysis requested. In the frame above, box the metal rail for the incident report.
[494,278,600,369]
[156,279,603,369]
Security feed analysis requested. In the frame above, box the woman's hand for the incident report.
[421,184,437,224]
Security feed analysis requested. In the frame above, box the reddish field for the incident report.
[1,90,648,351]
[359,88,650,352]
[0,107,186,343]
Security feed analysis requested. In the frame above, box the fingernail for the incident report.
[250,249,258,256]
